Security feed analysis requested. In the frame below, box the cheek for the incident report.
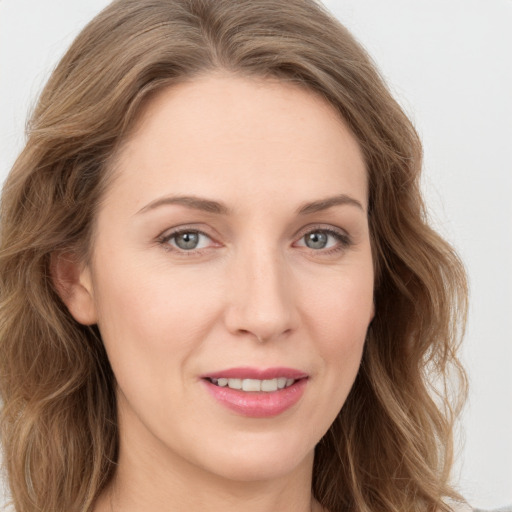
[303,266,373,345]
[93,262,222,342]
[313,289,369,380]
[90,267,224,424]
[300,266,373,392]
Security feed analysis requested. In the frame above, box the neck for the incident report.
[97,457,318,512]
[94,418,319,512]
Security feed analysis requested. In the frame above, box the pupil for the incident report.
[176,232,199,250]
[306,232,327,249]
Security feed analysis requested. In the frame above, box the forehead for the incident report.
[110,73,367,213]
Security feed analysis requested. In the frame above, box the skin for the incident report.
[57,73,374,512]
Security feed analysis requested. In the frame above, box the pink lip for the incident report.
[201,367,308,418]
[201,366,308,380]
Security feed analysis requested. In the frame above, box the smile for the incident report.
[206,377,296,392]
[201,367,308,417]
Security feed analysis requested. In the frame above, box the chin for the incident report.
[195,431,316,483]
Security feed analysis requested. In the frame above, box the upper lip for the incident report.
[201,367,308,380]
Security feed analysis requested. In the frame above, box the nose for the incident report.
[223,245,298,343]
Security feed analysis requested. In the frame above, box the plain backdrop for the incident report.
[1,0,511,508]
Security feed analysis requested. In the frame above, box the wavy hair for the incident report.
[0,0,468,511]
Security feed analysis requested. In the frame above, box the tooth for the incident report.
[218,377,296,392]
[277,377,287,389]
[227,378,242,390]
[261,379,278,392]
[242,379,261,392]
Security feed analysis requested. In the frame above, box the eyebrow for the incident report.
[137,195,232,215]
[296,194,365,215]
[137,193,364,216]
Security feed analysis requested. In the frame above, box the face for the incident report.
[71,74,374,484]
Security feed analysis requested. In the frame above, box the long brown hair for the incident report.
[0,1,468,511]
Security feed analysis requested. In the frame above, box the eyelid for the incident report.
[156,223,353,257]
[293,224,353,254]
[157,225,220,256]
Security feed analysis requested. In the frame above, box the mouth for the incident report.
[201,367,309,417]
[205,377,298,392]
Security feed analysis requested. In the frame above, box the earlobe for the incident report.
[366,302,375,331]
[50,252,98,325]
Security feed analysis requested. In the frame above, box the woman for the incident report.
[0,0,475,511]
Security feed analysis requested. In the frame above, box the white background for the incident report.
[0,0,511,509]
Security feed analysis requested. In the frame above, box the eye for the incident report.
[159,229,215,252]
[295,227,352,254]
[303,231,331,250]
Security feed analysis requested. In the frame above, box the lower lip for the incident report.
[202,379,308,418]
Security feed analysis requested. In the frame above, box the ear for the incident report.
[370,302,375,323]
[50,252,98,325]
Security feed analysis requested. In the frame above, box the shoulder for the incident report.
[450,502,512,512]
[473,508,512,512]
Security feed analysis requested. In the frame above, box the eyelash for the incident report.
[157,225,353,257]
[157,228,215,257]
[296,227,353,256]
